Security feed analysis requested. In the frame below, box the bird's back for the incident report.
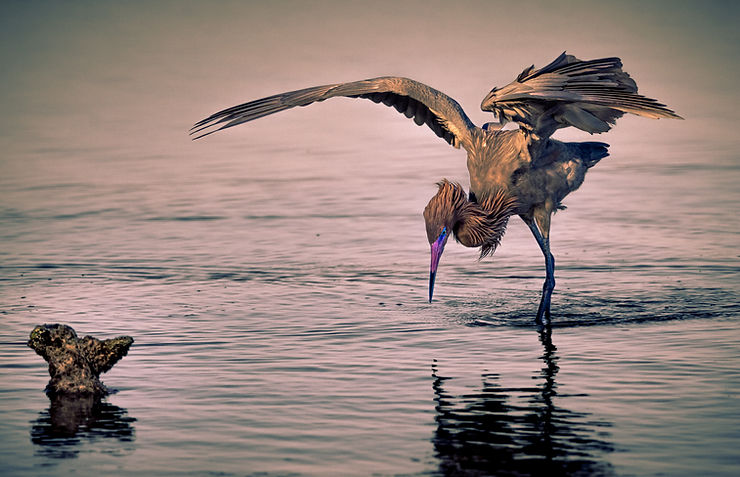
[466,129,527,196]
[466,129,609,215]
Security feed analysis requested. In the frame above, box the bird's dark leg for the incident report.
[522,214,555,324]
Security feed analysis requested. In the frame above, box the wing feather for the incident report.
[191,77,476,150]
[481,52,682,139]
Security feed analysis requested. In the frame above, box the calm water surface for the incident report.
[1,139,738,476]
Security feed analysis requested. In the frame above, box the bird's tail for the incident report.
[579,141,610,168]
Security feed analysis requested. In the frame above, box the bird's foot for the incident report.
[535,291,552,325]
[535,305,551,325]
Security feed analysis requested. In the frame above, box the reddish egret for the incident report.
[191,52,681,322]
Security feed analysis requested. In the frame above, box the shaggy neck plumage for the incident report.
[427,180,517,259]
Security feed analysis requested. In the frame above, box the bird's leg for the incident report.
[522,214,555,324]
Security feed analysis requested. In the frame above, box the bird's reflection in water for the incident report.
[432,326,614,476]
[30,396,136,459]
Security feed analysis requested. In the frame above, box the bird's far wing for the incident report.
[480,52,682,140]
[191,76,477,151]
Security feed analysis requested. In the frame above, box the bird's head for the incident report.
[423,180,468,302]
[423,180,517,302]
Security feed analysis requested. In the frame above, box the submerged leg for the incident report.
[522,213,555,324]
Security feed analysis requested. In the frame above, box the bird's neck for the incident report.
[453,189,517,258]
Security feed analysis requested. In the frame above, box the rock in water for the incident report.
[28,324,134,398]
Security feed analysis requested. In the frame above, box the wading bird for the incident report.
[192,52,681,322]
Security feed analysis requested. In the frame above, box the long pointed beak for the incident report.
[429,235,447,302]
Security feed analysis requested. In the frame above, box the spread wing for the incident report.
[480,52,682,140]
[191,76,477,151]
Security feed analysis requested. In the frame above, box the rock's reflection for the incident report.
[30,396,136,459]
[432,326,614,476]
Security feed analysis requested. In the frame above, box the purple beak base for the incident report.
[429,235,447,302]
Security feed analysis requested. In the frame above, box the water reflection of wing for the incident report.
[431,326,614,476]
[30,397,136,459]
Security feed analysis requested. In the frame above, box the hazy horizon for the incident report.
[1,0,738,167]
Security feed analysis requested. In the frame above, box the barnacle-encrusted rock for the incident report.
[28,324,133,398]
